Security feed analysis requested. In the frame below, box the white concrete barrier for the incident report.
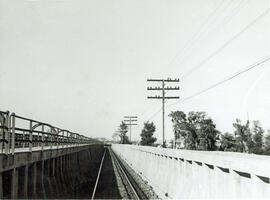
[112,144,270,199]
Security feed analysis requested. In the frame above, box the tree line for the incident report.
[113,110,270,155]
[113,121,157,146]
[169,111,270,155]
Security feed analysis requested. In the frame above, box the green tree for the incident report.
[250,121,264,154]
[118,121,130,144]
[169,111,188,147]
[185,111,205,150]
[233,119,252,153]
[264,131,270,155]
[140,121,157,146]
[169,111,219,150]
[219,132,237,152]
[197,118,220,151]
[169,111,198,150]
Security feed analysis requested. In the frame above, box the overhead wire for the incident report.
[167,0,228,68]
[174,0,249,70]
[139,0,252,122]
[137,0,227,122]
[138,1,232,122]
[138,3,269,125]
[181,8,270,79]
[219,0,250,27]
[145,55,270,121]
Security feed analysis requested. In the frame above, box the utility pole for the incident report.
[123,116,138,142]
[147,78,179,148]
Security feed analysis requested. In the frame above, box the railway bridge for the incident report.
[1,110,270,199]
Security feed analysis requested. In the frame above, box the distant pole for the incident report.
[129,118,131,140]
[123,116,138,142]
[147,78,180,148]
[162,80,165,148]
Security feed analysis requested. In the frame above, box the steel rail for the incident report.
[91,149,106,199]
[109,148,147,200]
[110,148,140,199]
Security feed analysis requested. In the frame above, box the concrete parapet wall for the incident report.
[112,144,270,199]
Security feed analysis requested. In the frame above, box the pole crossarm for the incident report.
[148,96,180,99]
[124,120,138,122]
[147,78,180,82]
[147,87,180,90]
[147,77,180,147]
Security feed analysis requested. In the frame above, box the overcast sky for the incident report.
[0,0,269,141]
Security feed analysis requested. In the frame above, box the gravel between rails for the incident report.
[111,149,160,200]
[109,148,129,199]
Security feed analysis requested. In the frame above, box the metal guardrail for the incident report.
[0,110,99,154]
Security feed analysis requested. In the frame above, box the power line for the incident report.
[175,0,249,70]
[146,107,163,121]
[145,56,270,121]
[138,1,252,121]
[220,0,249,27]
[167,0,227,67]
[169,0,248,72]
[169,56,270,107]
[182,8,270,79]
[138,4,268,127]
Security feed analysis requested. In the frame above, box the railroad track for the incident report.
[91,147,148,199]
[91,148,107,199]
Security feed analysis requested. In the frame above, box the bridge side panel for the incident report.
[112,144,270,199]
[0,144,104,199]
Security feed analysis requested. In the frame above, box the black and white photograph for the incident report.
[0,0,270,199]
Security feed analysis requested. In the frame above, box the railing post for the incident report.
[22,131,25,148]
[70,133,72,147]
[56,128,59,150]
[0,134,1,151]
[68,132,70,147]
[0,112,7,154]
[50,127,53,150]
[62,131,64,149]
[5,112,10,154]
[11,113,16,155]
[72,133,74,147]
[66,131,69,147]
[0,113,3,153]
[29,120,33,152]
[73,133,75,147]
[41,125,44,151]
[37,126,40,148]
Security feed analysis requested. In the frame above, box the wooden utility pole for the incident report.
[147,78,179,147]
[123,116,138,142]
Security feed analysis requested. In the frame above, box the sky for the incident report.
[0,0,269,142]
